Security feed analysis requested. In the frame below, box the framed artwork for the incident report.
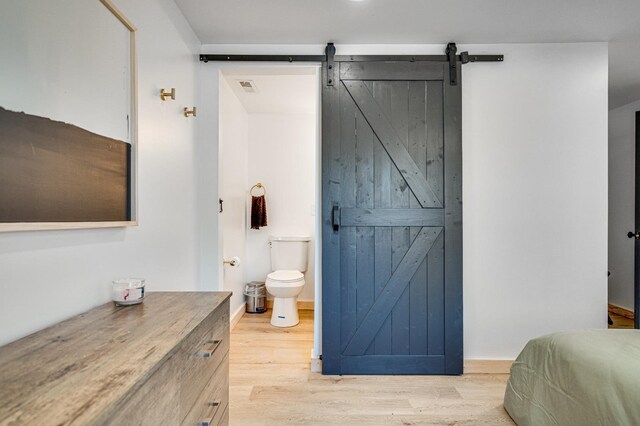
[0,0,137,232]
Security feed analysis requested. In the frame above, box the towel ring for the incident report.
[250,183,266,196]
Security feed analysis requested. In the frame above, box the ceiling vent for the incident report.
[238,80,257,93]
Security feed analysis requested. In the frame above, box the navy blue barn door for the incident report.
[322,60,462,375]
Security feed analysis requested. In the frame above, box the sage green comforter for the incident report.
[504,330,640,425]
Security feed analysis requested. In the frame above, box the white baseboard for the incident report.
[310,349,322,373]
[230,303,246,330]
[464,359,513,374]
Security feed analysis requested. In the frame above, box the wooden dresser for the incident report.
[0,292,231,425]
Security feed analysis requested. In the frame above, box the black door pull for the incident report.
[628,231,640,240]
[332,205,340,232]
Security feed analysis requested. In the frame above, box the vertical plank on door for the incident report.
[427,230,445,355]
[408,81,428,355]
[389,81,411,355]
[408,80,427,238]
[372,81,392,354]
[355,109,375,349]
[443,62,463,374]
[321,61,342,374]
[339,83,357,352]
[426,81,444,205]
[410,257,428,354]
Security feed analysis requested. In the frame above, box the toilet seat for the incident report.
[266,270,304,284]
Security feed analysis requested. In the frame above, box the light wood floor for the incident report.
[230,310,514,425]
[609,312,635,329]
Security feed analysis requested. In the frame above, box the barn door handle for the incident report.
[332,205,341,232]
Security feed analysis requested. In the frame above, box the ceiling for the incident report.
[176,0,640,109]
[176,0,640,45]
[222,67,318,114]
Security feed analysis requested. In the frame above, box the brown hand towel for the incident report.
[251,195,268,230]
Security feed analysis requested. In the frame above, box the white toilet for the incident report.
[265,236,310,327]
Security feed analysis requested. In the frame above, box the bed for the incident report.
[504,329,640,425]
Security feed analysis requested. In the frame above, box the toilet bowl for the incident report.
[265,270,305,327]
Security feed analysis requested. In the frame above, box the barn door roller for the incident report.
[446,42,504,86]
[326,43,336,86]
[199,42,503,86]
[446,43,458,85]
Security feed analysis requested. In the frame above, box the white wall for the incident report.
[246,113,317,301]
[219,77,249,315]
[200,43,608,359]
[0,0,207,346]
[608,99,640,311]
[462,43,608,358]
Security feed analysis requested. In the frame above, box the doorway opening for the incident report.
[609,107,640,329]
[217,65,322,365]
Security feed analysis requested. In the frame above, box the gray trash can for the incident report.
[244,281,267,313]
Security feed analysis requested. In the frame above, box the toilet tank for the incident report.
[269,236,311,272]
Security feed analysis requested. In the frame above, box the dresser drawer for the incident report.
[218,404,229,426]
[100,299,230,425]
[177,299,230,420]
[101,354,181,425]
[181,354,229,426]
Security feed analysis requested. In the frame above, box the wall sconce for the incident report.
[160,88,175,101]
[184,107,197,118]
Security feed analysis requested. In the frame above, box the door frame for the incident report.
[635,111,640,329]
[214,64,323,343]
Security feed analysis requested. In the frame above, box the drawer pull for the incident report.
[197,401,221,426]
[193,339,222,358]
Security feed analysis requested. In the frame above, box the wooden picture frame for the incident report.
[0,0,138,232]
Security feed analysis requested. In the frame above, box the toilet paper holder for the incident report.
[223,256,241,267]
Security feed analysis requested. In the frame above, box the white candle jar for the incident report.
[112,278,145,306]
